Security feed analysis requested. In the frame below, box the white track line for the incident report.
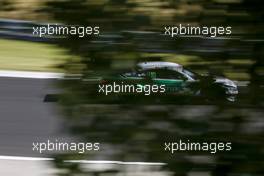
[0,70,64,79]
[0,156,52,161]
[0,155,166,166]
[66,160,166,166]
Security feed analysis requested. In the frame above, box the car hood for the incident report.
[200,74,237,87]
[214,77,237,87]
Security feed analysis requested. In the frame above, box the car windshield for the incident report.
[182,68,199,80]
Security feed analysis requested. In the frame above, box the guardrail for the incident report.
[0,18,52,42]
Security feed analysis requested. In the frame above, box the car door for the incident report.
[150,69,187,93]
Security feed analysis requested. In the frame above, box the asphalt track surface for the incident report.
[0,77,72,157]
[0,76,250,156]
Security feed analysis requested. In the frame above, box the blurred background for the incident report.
[0,0,263,176]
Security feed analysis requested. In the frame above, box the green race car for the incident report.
[98,61,238,102]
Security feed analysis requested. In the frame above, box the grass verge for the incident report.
[0,39,68,72]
